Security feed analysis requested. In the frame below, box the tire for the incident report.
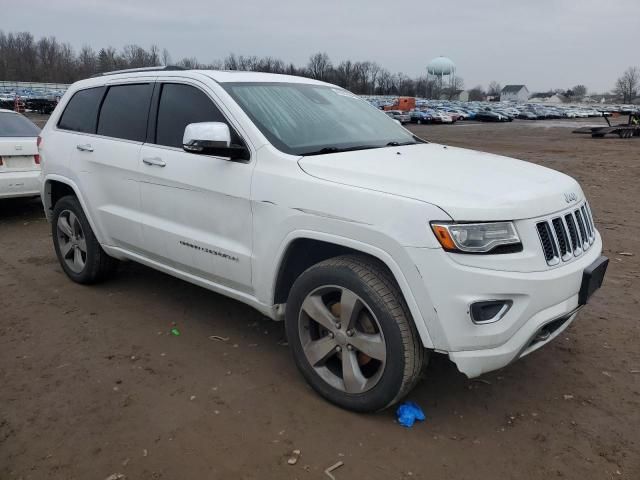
[285,254,425,412]
[52,195,118,284]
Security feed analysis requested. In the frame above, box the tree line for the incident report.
[1,31,637,102]
[0,31,464,97]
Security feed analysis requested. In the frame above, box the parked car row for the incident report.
[417,100,614,123]
[0,87,67,114]
[385,110,411,124]
[365,96,639,125]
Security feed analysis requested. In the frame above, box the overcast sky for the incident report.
[5,0,639,92]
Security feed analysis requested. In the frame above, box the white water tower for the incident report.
[427,56,456,89]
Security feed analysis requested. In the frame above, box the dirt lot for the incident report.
[1,116,639,479]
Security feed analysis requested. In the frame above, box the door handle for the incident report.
[143,157,166,167]
[76,144,94,152]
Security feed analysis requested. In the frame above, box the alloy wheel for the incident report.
[56,209,87,273]
[298,286,387,394]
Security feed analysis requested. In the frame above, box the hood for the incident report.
[298,143,582,221]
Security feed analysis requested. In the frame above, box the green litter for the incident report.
[170,328,181,336]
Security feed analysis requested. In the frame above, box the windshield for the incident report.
[222,82,421,155]
[0,112,40,137]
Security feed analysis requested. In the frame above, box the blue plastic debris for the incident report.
[396,401,425,428]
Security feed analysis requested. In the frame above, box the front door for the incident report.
[138,81,254,293]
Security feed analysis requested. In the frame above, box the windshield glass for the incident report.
[222,82,420,155]
[0,112,40,137]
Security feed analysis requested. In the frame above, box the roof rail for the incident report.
[91,66,186,78]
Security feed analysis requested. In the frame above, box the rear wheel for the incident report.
[286,255,425,412]
[52,195,118,284]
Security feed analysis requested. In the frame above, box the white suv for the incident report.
[39,67,608,412]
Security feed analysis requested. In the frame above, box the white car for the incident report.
[0,108,41,199]
[38,68,608,412]
[432,111,454,123]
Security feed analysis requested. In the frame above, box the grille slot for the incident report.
[552,218,570,258]
[536,202,596,266]
[575,209,588,248]
[536,222,558,264]
[564,214,580,253]
[582,204,595,244]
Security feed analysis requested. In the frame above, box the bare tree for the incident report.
[376,69,394,95]
[161,48,172,66]
[425,78,440,99]
[177,57,200,69]
[414,76,429,98]
[207,59,225,70]
[77,45,97,79]
[335,60,354,90]
[613,67,639,103]
[97,47,117,73]
[223,53,239,70]
[148,45,160,66]
[570,84,587,99]
[445,76,464,99]
[488,81,502,97]
[468,85,486,101]
[307,52,332,81]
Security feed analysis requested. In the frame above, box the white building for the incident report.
[500,85,530,103]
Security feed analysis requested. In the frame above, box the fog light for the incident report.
[470,300,512,324]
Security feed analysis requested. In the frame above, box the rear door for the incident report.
[64,82,154,250]
[137,80,254,292]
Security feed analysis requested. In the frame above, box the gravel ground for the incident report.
[1,115,639,479]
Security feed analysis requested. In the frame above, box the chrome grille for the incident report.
[536,202,596,265]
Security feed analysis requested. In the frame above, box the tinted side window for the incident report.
[97,84,153,142]
[155,83,230,148]
[58,87,104,133]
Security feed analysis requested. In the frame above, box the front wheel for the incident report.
[285,255,425,412]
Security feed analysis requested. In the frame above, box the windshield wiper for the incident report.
[386,138,425,147]
[299,145,380,156]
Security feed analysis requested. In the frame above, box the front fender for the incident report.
[262,228,438,349]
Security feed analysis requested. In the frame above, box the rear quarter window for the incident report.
[57,87,105,134]
[97,83,153,142]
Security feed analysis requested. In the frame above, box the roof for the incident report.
[82,68,330,86]
[501,85,528,94]
[198,70,330,85]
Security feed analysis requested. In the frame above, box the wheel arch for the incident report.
[43,175,103,244]
[270,231,434,348]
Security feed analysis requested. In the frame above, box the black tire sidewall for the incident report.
[285,262,408,412]
[52,196,101,283]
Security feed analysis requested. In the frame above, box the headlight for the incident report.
[431,221,521,253]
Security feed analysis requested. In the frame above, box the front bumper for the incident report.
[406,233,604,378]
[0,170,41,199]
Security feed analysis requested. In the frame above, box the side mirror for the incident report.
[394,119,402,126]
[183,122,248,161]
